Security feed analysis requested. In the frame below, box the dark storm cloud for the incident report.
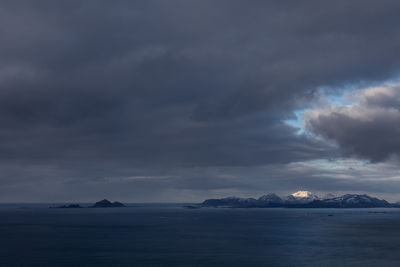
[1,1,400,200]
[305,85,400,161]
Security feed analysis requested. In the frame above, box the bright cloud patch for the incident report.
[305,84,400,161]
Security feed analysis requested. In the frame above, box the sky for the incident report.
[2,1,400,202]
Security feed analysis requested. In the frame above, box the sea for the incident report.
[1,203,400,267]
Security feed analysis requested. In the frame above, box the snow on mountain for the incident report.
[258,193,283,204]
[201,192,391,208]
[322,193,336,199]
[284,191,319,204]
[291,191,319,199]
[305,194,390,208]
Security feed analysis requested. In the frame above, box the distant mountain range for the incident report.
[201,191,398,208]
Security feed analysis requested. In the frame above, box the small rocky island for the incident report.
[92,199,125,208]
[52,199,125,209]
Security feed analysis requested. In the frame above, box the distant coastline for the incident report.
[200,191,399,209]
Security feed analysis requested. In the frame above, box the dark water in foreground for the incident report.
[1,204,400,267]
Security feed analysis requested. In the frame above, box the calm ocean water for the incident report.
[1,204,400,267]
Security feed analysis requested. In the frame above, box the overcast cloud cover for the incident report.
[306,84,400,161]
[2,1,400,202]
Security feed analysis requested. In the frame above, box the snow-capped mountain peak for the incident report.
[291,191,318,199]
[322,193,336,199]
[258,193,283,204]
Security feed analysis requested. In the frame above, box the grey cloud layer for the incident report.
[1,1,400,200]
[306,85,400,161]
